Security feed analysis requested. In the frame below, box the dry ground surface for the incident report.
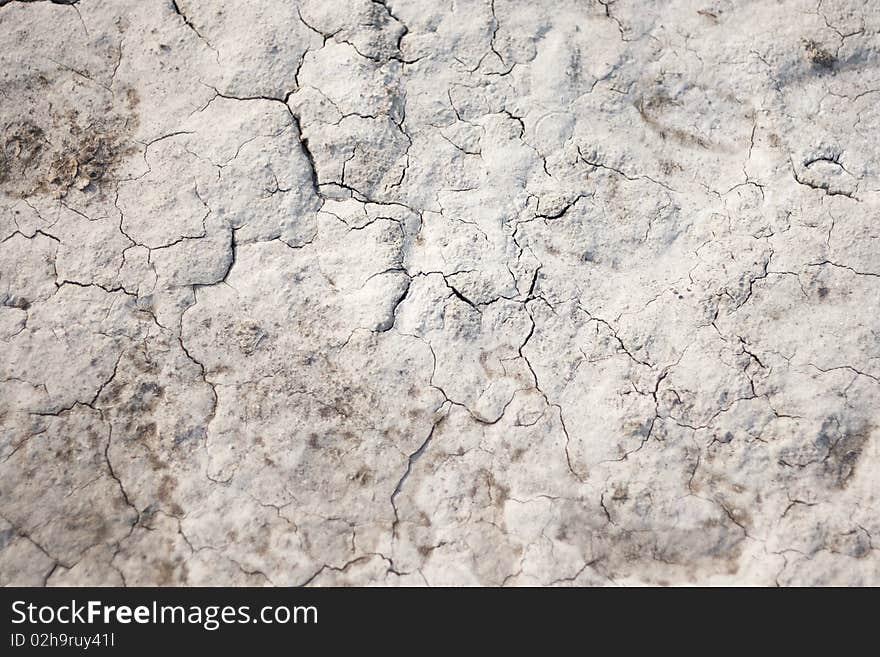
[1,0,878,586]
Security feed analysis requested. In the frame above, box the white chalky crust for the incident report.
[0,0,878,586]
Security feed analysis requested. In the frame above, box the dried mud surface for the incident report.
[1,0,878,586]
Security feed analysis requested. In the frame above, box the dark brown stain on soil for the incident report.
[0,74,139,199]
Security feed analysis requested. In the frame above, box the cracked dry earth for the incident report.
[0,0,878,588]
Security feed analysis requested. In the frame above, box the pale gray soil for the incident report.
[1,0,878,586]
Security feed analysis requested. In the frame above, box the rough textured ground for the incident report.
[1,0,878,586]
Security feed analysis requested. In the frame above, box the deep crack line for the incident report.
[170,0,218,59]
